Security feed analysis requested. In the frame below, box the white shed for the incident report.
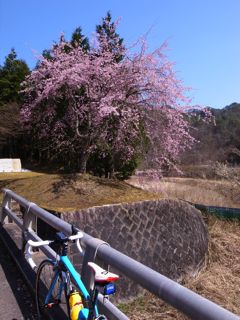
[0,159,22,172]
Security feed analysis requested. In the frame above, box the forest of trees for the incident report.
[0,12,239,178]
[0,48,30,159]
[180,103,240,165]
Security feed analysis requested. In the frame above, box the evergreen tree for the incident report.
[71,27,90,51]
[0,48,29,105]
[91,12,130,177]
[96,11,125,62]
[39,27,89,65]
[0,49,30,158]
[42,49,54,61]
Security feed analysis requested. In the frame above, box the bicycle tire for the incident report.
[35,259,69,320]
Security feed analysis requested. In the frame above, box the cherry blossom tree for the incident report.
[21,23,197,174]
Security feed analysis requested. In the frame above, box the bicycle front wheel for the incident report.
[36,259,69,320]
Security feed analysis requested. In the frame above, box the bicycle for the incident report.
[24,228,119,320]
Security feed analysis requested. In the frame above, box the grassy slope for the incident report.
[128,176,240,208]
[0,172,159,211]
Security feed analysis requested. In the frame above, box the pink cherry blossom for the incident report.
[21,33,204,173]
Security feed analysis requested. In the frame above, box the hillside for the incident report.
[181,102,240,165]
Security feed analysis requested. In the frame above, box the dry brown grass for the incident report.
[119,216,240,319]
[128,176,240,208]
[0,172,159,211]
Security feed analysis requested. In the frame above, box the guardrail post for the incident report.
[81,237,127,320]
[81,237,110,291]
[0,189,12,225]
[22,202,37,251]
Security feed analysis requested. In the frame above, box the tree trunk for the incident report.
[78,151,89,173]
[104,155,114,178]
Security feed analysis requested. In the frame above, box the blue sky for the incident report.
[0,0,239,108]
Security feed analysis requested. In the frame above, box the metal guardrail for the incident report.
[0,188,239,320]
[180,199,240,220]
[194,203,240,220]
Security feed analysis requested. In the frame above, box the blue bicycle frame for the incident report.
[45,255,99,320]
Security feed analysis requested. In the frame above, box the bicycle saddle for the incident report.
[88,262,119,285]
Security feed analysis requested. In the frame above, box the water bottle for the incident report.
[69,290,83,320]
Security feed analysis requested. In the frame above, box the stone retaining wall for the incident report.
[61,199,208,301]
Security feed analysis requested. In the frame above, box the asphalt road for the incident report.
[0,237,37,320]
